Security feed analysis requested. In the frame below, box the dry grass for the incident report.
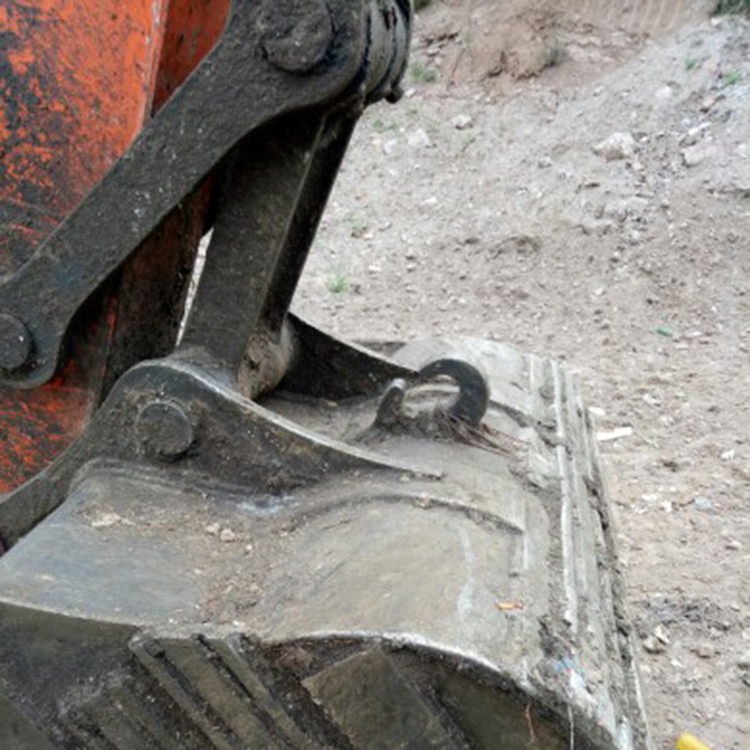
[714,0,750,14]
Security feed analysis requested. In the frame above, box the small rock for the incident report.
[407,128,432,149]
[643,635,666,654]
[692,496,715,513]
[205,522,221,536]
[654,86,674,105]
[416,496,433,510]
[695,643,715,659]
[602,196,650,223]
[382,138,398,156]
[726,540,742,551]
[737,651,750,669]
[279,645,316,671]
[538,156,553,168]
[679,122,711,147]
[593,132,637,161]
[654,624,671,646]
[452,114,473,130]
[682,143,719,168]
[490,234,542,257]
[596,427,634,443]
[91,513,126,529]
[219,528,237,543]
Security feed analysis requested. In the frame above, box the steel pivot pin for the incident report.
[0,314,33,372]
[260,0,333,74]
[136,400,196,460]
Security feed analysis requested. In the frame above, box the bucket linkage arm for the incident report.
[0,0,410,390]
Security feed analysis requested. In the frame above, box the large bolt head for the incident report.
[0,314,33,372]
[260,0,333,74]
[136,401,196,460]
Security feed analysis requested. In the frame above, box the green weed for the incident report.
[328,274,349,294]
[714,0,750,14]
[409,62,438,84]
[544,40,565,70]
[723,69,741,86]
[371,119,398,133]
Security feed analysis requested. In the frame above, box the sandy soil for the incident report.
[295,2,750,747]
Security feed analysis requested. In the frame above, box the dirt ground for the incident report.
[295,1,750,747]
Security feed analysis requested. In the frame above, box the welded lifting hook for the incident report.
[376,358,490,430]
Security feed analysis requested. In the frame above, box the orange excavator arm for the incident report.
[0,0,229,492]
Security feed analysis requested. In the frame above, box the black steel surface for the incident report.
[179,113,358,399]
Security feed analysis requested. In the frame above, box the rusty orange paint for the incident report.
[152,0,230,112]
[0,0,229,493]
[2,1,163,225]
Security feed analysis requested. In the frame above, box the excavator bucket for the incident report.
[0,1,651,748]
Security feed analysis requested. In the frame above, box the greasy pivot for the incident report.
[136,400,196,460]
[0,314,32,372]
[260,0,334,74]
